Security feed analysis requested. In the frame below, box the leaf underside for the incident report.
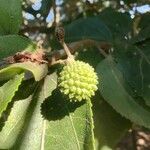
[96,56,150,129]
[0,62,48,81]
[93,92,131,150]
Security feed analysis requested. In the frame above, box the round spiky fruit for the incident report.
[58,60,98,101]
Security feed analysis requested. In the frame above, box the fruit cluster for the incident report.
[58,60,98,101]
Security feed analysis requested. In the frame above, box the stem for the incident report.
[61,42,74,59]
[47,40,110,66]
[96,43,108,58]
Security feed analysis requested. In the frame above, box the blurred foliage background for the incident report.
[21,0,150,48]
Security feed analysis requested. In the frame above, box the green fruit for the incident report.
[58,60,98,101]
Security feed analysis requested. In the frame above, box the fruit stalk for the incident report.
[55,26,74,60]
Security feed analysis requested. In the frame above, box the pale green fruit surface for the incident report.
[58,60,98,101]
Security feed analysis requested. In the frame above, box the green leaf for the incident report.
[0,62,48,81]
[0,35,36,60]
[138,13,150,30]
[0,72,95,150]
[51,16,112,49]
[99,8,132,39]
[65,17,112,42]
[93,92,131,150]
[76,46,104,68]
[0,0,22,35]
[135,26,150,42]
[133,13,150,43]
[0,73,57,149]
[123,0,137,4]
[136,42,150,107]
[0,73,24,118]
[0,96,34,149]
[41,89,95,150]
[115,44,150,107]
[96,56,150,129]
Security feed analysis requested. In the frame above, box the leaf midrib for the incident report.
[40,76,57,150]
[66,106,81,150]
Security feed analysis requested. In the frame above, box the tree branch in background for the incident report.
[0,39,111,67]
[52,0,57,26]
[47,40,111,66]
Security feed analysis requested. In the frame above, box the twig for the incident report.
[61,42,73,59]
[96,43,108,58]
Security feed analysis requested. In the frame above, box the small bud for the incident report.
[55,27,65,42]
